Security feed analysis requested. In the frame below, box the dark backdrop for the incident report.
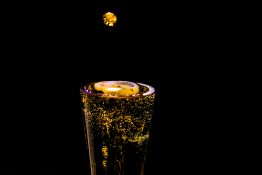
[1,1,230,174]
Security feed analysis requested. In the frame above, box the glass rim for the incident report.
[80,81,155,98]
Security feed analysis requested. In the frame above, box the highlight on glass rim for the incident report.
[81,80,156,175]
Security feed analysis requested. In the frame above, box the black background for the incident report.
[1,1,235,174]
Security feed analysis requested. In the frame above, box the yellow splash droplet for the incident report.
[103,12,117,26]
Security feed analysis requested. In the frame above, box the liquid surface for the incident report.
[94,81,140,96]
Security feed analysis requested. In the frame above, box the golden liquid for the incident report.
[81,82,155,175]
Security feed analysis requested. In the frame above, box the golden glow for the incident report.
[103,12,117,26]
[106,87,122,92]
[94,81,139,96]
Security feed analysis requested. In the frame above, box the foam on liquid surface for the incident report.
[94,81,139,96]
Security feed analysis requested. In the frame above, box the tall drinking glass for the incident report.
[80,81,155,175]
